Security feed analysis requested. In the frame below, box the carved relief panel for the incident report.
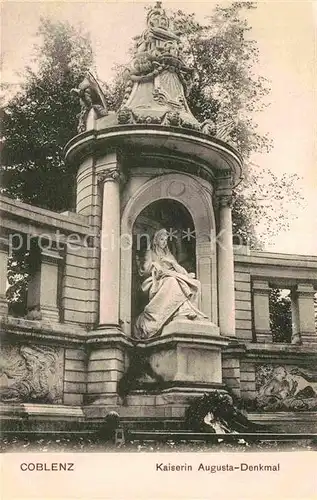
[0,343,64,404]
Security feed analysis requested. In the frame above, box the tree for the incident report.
[168,2,303,247]
[232,164,303,248]
[102,2,303,248]
[1,19,94,211]
[269,288,292,343]
[1,4,303,244]
[171,2,271,159]
[1,19,95,313]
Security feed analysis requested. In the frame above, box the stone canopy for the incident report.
[116,1,200,131]
[78,1,219,137]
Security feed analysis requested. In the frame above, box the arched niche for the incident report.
[120,173,218,335]
[131,199,197,325]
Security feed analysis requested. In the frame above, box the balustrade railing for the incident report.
[234,246,317,346]
[0,194,98,329]
[1,195,316,347]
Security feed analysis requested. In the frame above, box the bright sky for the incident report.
[1,0,316,256]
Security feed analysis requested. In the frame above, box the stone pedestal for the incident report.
[27,244,63,321]
[296,284,317,344]
[0,236,9,316]
[85,329,132,405]
[148,319,226,387]
[252,279,271,343]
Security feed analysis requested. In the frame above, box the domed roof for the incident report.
[67,2,243,186]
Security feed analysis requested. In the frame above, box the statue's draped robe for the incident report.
[134,250,207,339]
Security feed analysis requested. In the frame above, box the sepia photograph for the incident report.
[0,0,316,498]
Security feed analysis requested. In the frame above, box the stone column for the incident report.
[296,284,316,344]
[290,288,301,345]
[216,192,235,337]
[98,167,124,327]
[27,242,64,322]
[0,236,9,316]
[252,280,271,343]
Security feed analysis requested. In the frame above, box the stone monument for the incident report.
[1,2,316,434]
[65,0,243,413]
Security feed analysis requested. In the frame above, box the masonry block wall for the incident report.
[86,347,125,404]
[239,361,256,401]
[234,261,253,342]
[63,348,87,405]
[221,356,241,397]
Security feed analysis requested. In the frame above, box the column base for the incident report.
[27,306,60,322]
[255,330,272,343]
[300,333,317,345]
[162,318,220,336]
[0,299,8,317]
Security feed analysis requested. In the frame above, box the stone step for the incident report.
[123,429,317,443]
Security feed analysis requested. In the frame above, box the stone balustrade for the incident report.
[0,194,99,327]
[234,246,317,346]
[1,194,316,413]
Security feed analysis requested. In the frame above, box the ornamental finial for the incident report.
[117,1,200,130]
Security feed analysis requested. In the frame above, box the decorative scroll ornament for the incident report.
[97,167,126,186]
[200,117,238,142]
[146,0,170,30]
[126,1,191,84]
[117,1,201,131]
[66,2,240,149]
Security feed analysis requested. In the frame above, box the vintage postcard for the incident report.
[1,0,316,498]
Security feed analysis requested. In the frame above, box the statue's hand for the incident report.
[188,272,195,278]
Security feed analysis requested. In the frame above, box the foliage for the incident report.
[168,3,303,247]
[1,19,94,211]
[6,250,30,317]
[171,2,272,159]
[269,288,292,343]
[232,165,303,248]
[185,391,262,432]
[102,2,303,248]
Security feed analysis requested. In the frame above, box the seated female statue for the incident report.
[134,228,207,340]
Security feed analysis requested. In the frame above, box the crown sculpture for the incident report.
[73,1,235,139]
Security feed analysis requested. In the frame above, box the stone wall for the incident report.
[63,348,87,405]
[234,265,253,342]
[1,194,317,423]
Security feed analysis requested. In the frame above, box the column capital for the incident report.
[214,193,233,209]
[97,167,126,186]
[0,236,10,252]
[252,280,270,294]
[296,283,316,297]
[214,170,233,208]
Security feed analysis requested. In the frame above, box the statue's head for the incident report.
[152,228,169,252]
